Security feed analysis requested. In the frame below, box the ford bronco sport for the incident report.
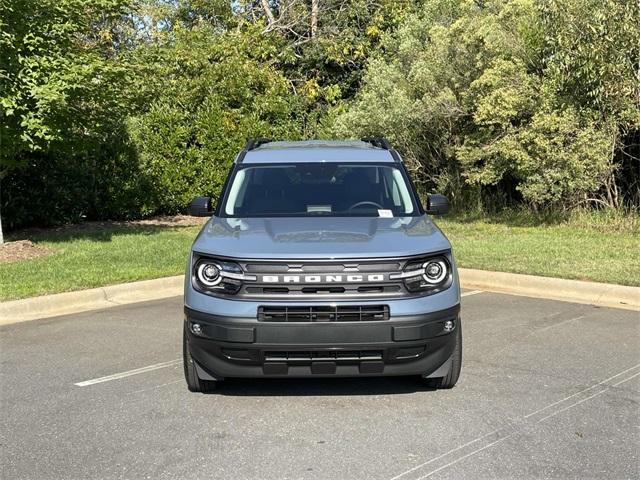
[183,139,461,392]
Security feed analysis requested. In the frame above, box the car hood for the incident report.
[191,216,451,259]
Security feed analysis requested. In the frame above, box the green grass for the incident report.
[436,210,640,287]
[1,225,201,300]
[1,210,638,301]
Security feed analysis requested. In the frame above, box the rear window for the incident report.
[221,163,419,218]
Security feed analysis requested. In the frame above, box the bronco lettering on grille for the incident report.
[260,274,386,283]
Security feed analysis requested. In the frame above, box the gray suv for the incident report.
[183,139,461,392]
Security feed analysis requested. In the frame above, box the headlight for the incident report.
[192,256,256,295]
[197,262,221,286]
[423,259,447,284]
[390,255,452,294]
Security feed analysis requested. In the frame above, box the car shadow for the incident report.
[210,376,436,396]
[9,217,206,244]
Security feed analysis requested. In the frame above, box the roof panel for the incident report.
[241,140,396,164]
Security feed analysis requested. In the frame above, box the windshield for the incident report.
[221,163,419,218]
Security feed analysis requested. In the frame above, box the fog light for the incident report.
[191,323,203,336]
[443,320,455,332]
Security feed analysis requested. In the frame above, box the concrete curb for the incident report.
[1,269,638,325]
[0,276,184,326]
[459,268,640,312]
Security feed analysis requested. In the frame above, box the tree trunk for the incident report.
[311,0,319,38]
[260,0,276,26]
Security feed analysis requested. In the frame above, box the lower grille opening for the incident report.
[358,286,384,293]
[260,287,289,294]
[258,305,390,322]
[301,286,346,294]
[265,350,383,363]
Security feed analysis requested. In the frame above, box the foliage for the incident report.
[0,0,131,167]
[539,0,640,207]
[1,0,638,232]
[333,0,640,210]
[126,24,303,213]
[0,0,141,229]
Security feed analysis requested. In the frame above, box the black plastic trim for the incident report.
[236,150,248,164]
[246,138,272,150]
[361,137,391,150]
[185,304,459,327]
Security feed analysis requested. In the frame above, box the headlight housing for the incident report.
[192,255,256,296]
[390,254,453,295]
[423,259,447,284]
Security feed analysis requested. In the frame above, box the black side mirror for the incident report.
[189,196,213,217]
[426,194,450,215]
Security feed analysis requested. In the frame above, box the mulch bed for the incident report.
[2,215,209,263]
[9,215,209,239]
[0,240,56,263]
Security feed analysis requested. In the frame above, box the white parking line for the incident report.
[416,432,516,479]
[534,371,640,424]
[388,430,501,480]
[524,362,640,419]
[461,290,483,297]
[412,371,640,480]
[390,363,640,480]
[74,359,181,387]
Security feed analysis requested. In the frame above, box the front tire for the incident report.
[424,321,462,389]
[183,328,218,393]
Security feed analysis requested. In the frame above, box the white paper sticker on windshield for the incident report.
[378,209,393,218]
[307,205,332,213]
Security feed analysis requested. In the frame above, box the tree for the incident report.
[333,0,639,210]
[126,24,303,213]
[540,0,640,208]
[0,0,132,235]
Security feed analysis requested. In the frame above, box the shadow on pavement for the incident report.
[210,376,436,396]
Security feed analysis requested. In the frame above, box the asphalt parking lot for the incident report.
[1,290,638,479]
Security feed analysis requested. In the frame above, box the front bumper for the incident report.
[185,304,460,379]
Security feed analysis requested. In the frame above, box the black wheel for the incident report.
[424,321,462,389]
[183,328,218,393]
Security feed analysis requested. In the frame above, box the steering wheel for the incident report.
[348,201,384,211]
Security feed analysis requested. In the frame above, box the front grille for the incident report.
[258,305,390,322]
[236,258,411,299]
[264,350,383,363]
[245,285,402,296]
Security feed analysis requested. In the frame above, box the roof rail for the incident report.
[246,138,272,151]
[236,138,272,163]
[361,137,402,162]
[361,137,391,150]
